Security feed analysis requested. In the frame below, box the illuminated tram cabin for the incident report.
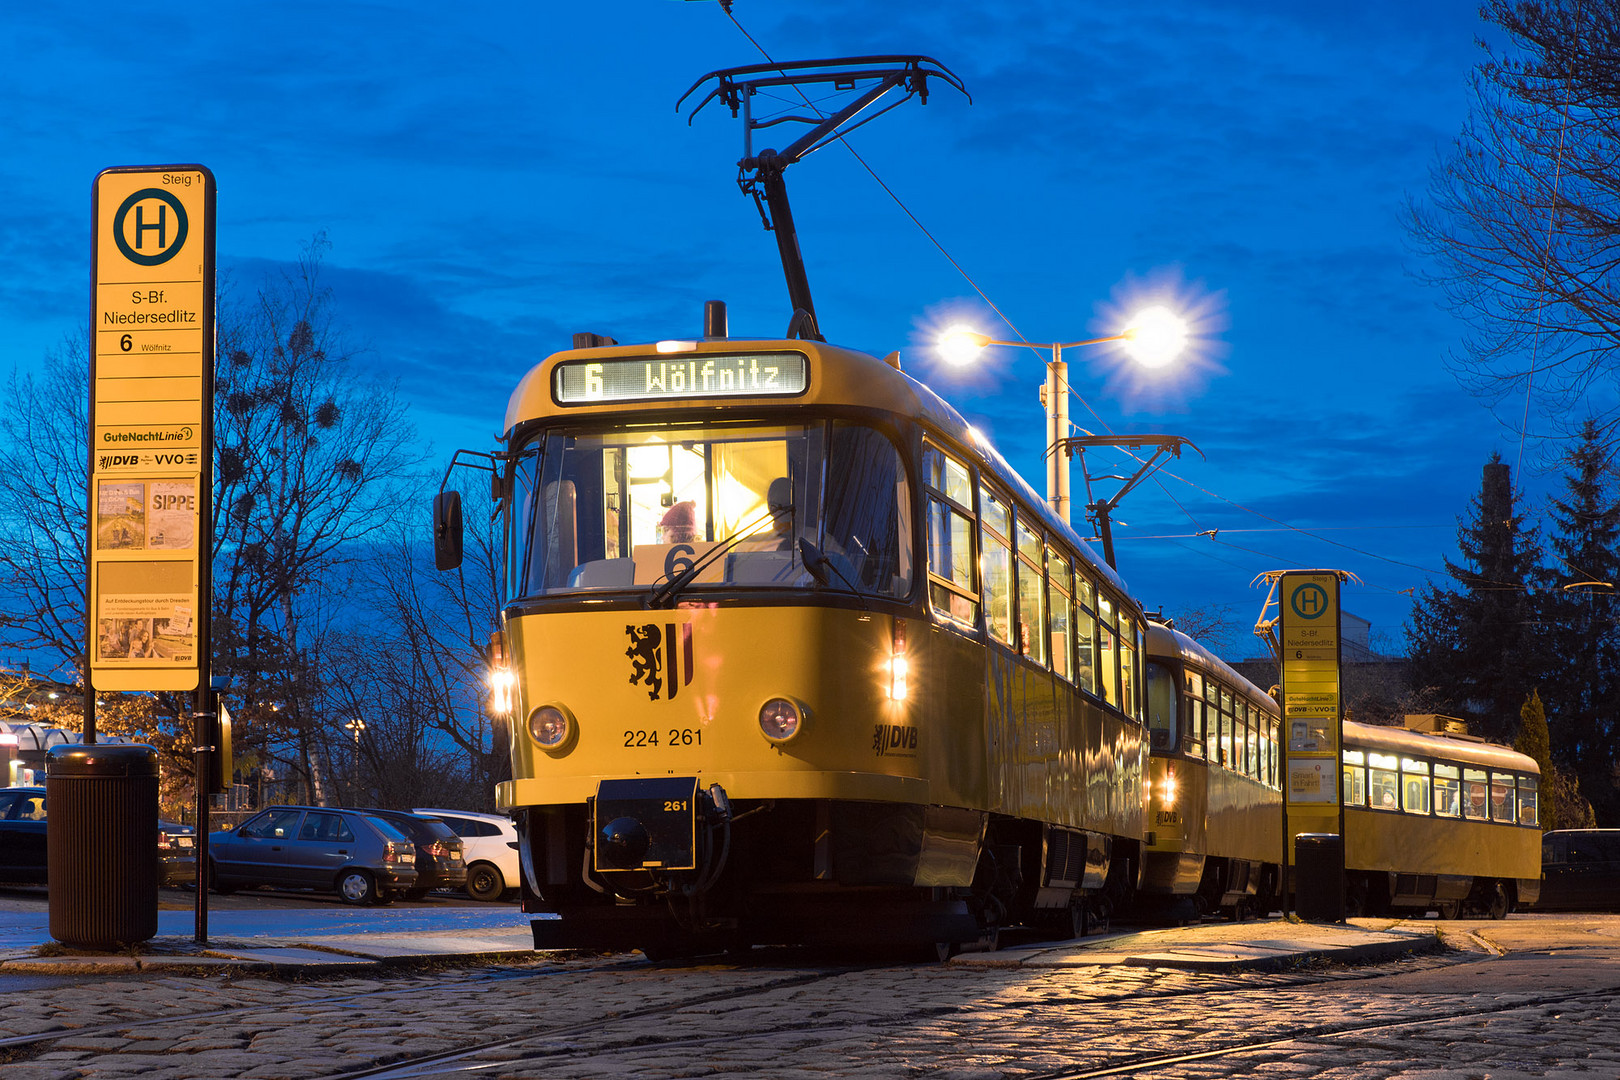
[434,306,1149,954]
[1143,622,1283,919]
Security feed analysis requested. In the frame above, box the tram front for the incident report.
[436,334,971,953]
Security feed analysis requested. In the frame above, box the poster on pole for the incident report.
[88,166,214,691]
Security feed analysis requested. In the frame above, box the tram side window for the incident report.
[1120,613,1139,722]
[1342,749,1366,806]
[1183,671,1205,758]
[1368,752,1399,809]
[1267,719,1280,787]
[1490,772,1517,823]
[1205,680,1221,764]
[1463,768,1489,820]
[1517,775,1539,826]
[923,445,978,627]
[1433,763,1461,817]
[981,485,1014,646]
[1218,686,1235,770]
[1245,704,1260,780]
[1048,550,1073,680]
[1096,595,1120,707]
[1015,518,1047,666]
[1401,758,1431,815]
[1146,661,1177,750]
[1074,576,1097,695]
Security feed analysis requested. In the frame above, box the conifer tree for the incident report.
[1536,420,1620,823]
[1408,455,1545,742]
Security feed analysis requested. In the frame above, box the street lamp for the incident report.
[938,308,1189,532]
[343,717,366,797]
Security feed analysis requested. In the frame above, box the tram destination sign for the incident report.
[554,352,808,405]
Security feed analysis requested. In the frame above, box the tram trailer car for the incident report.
[1143,622,1284,919]
[1335,717,1541,919]
[434,311,1150,955]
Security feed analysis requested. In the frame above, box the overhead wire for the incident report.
[714,4,1469,598]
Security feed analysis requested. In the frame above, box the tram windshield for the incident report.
[507,419,913,601]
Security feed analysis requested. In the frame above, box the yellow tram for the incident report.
[434,306,1148,953]
[1336,718,1541,918]
[1143,622,1283,918]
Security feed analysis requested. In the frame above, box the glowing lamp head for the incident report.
[488,667,515,718]
[1121,306,1187,369]
[937,326,991,366]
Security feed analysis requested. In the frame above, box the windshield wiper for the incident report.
[797,538,871,610]
[647,508,778,608]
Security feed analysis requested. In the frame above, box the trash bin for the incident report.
[1294,832,1346,923]
[46,743,160,949]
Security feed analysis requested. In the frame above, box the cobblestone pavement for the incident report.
[1,915,1616,1079]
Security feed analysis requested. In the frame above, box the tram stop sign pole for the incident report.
[87,164,216,942]
[1277,570,1346,921]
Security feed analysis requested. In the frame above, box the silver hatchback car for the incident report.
[209,806,417,904]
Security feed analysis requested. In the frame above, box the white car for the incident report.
[412,808,520,902]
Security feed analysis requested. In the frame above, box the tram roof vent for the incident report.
[1404,714,1469,736]
[572,332,619,349]
[704,300,728,339]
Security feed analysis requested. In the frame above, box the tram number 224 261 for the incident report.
[623,728,704,748]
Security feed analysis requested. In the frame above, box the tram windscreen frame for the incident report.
[505,418,913,602]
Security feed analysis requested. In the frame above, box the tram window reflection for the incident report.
[1074,602,1096,695]
[1401,757,1431,815]
[1433,763,1461,817]
[1517,775,1539,826]
[1015,519,1046,666]
[1146,661,1177,750]
[980,485,1014,646]
[1463,768,1489,820]
[1368,752,1399,810]
[1096,596,1119,706]
[1047,550,1072,681]
[1490,773,1516,823]
[1182,671,1205,758]
[1342,750,1366,806]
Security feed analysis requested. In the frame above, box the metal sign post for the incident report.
[88,163,216,937]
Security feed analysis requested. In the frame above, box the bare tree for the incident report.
[0,237,426,807]
[1409,1,1620,432]
[326,483,508,810]
[210,235,426,804]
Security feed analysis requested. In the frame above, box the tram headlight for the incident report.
[758,697,806,744]
[1161,768,1178,807]
[528,704,576,754]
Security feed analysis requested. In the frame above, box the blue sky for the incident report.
[2,1,1562,657]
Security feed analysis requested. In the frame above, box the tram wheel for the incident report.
[1435,900,1461,920]
[1484,880,1510,921]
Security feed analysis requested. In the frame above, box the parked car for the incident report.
[1535,829,1620,912]
[0,786,193,888]
[209,806,417,905]
[158,819,197,887]
[0,787,47,884]
[414,808,520,902]
[358,809,467,899]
